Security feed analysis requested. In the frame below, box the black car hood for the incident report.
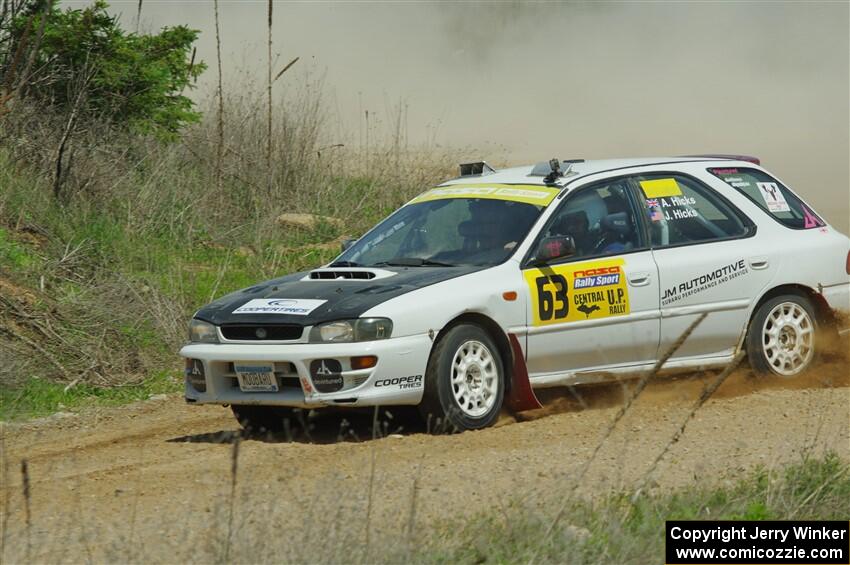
[194,266,482,326]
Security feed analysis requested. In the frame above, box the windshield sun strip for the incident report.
[409,184,560,207]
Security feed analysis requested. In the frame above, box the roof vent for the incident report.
[459,161,496,177]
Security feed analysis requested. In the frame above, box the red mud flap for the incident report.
[505,333,542,412]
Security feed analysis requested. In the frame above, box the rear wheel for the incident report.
[746,294,819,377]
[231,405,300,434]
[419,324,505,432]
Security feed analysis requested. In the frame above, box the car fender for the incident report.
[361,261,541,408]
[734,230,850,353]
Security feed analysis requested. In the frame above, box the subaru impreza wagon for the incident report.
[180,155,850,432]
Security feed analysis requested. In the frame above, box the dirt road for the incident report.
[2,365,848,563]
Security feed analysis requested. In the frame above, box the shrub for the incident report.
[4,0,205,139]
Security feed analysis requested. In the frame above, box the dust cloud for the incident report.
[91,1,850,231]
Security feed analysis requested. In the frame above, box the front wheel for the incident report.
[419,324,505,432]
[746,294,819,377]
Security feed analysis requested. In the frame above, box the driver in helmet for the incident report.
[553,210,594,256]
[461,199,538,255]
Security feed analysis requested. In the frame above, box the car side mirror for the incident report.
[340,237,357,252]
[534,236,576,264]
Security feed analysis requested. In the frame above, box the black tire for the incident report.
[419,324,505,432]
[746,293,820,377]
[231,405,300,434]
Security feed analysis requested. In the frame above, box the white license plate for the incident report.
[234,363,278,392]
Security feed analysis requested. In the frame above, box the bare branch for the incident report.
[266,0,273,193]
[274,56,299,83]
[213,0,224,193]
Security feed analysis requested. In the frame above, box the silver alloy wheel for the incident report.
[451,340,499,417]
[762,301,814,376]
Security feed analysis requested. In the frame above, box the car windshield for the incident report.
[335,198,545,268]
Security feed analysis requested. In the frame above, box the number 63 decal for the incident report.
[525,258,630,326]
[534,274,569,321]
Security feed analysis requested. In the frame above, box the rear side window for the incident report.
[708,167,825,230]
[634,174,751,248]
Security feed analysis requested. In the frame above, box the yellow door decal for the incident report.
[524,258,630,326]
[639,178,682,198]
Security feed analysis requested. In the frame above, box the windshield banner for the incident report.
[410,184,560,206]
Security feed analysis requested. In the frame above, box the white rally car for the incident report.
[180,156,850,432]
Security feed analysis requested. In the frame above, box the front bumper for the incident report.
[179,333,432,408]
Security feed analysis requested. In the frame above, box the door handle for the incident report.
[749,257,769,270]
[628,272,651,287]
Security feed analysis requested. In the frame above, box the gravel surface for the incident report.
[2,364,847,563]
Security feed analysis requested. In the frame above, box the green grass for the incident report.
[408,453,850,564]
[0,11,448,423]
[0,188,342,422]
[0,370,182,421]
[0,226,39,269]
[0,147,349,421]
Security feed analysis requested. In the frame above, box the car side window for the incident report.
[707,167,825,230]
[634,174,750,248]
[533,179,643,262]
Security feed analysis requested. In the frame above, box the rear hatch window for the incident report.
[708,167,825,230]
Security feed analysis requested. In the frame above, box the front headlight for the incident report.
[316,320,355,342]
[189,319,219,343]
[309,318,393,343]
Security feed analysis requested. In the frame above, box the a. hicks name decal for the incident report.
[640,178,703,223]
[644,195,700,222]
[524,258,630,326]
[661,259,749,306]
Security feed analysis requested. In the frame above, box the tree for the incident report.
[4,0,205,140]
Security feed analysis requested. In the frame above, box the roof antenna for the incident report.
[543,158,562,185]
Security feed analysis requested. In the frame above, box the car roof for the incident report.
[439,156,757,187]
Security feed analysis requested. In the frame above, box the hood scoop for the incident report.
[310,270,374,280]
[304,267,397,281]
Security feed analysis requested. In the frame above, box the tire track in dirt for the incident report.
[1,363,848,563]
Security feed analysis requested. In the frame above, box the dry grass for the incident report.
[0,67,460,410]
[1,389,845,564]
